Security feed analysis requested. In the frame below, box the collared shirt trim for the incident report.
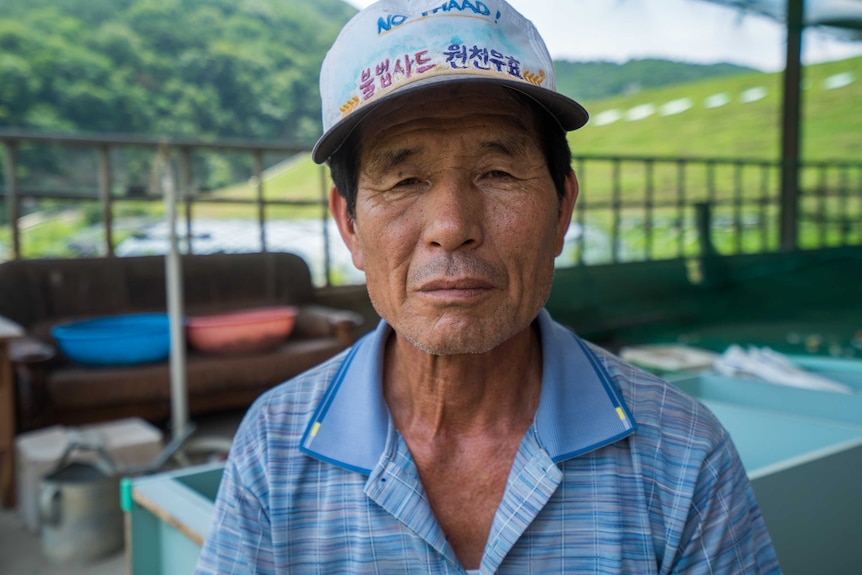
[301,311,638,474]
[549,428,638,463]
[574,335,634,421]
[570,335,638,443]
[299,335,373,473]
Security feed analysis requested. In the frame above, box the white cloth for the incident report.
[713,345,853,394]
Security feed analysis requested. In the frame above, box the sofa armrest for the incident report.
[0,316,24,506]
[294,305,364,345]
[8,336,58,433]
[0,316,24,342]
[9,337,56,365]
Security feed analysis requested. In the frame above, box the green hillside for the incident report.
[554,59,757,102]
[572,56,862,162]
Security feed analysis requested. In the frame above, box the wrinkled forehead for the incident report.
[356,83,541,156]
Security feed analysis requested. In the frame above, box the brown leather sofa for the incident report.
[0,252,364,432]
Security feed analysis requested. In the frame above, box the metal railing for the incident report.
[1,130,336,284]
[565,153,861,265]
[2,130,861,284]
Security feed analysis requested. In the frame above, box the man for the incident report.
[196,1,780,573]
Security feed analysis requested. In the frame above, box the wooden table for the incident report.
[0,315,24,508]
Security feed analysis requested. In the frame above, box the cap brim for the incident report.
[312,75,589,164]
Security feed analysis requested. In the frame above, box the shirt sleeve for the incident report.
[194,408,277,575]
[667,432,781,574]
[194,457,275,575]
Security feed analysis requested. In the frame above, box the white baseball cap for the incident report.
[312,0,589,164]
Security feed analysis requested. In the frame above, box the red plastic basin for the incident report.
[186,306,298,355]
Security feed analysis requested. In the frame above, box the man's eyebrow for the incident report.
[364,147,419,175]
[480,134,533,159]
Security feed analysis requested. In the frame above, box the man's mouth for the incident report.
[417,278,496,300]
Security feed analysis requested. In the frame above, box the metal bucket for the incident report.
[39,445,123,564]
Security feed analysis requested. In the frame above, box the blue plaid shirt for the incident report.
[196,310,779,574]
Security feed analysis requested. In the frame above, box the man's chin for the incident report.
[403,334,497,356]
[396,318,524,357]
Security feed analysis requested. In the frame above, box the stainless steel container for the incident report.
[39,446,123,564]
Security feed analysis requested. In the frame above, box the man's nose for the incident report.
[422,173,484,252]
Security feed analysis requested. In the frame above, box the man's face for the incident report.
[331,84,577,355]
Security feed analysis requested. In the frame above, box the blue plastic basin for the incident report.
[52,313,172,366]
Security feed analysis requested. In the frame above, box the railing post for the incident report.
[817,163,828,247]
[707,160,716,205]
[98,145,114,257]
[676,159,687,258]
[857,166,862,245]
[575,157,586,265]
[2,142,20,260]
[759,162,771,250]
[253,150,267,253]
[839,164,849,245]
[179,147,193,254]
[320,164,332,287]
[644,159,654,260]
[734,160,743,254]
[695,202,715,259]
[611,159,621,263]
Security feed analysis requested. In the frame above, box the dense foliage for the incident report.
[0,0,356,143]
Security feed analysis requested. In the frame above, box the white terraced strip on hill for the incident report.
[589,70,854,126]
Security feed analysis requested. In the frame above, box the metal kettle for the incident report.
[39,442,123,564]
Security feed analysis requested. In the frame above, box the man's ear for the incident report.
[554,170,579,256]
[329,185,366,271]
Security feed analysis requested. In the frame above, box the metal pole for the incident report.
[779,0,804,250]
[3,143,20,259]
[161,146,189,438]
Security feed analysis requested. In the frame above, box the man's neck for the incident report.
[382,322,544,570]
[383,322,543,438]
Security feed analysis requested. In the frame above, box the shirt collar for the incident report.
[300,309,636,474]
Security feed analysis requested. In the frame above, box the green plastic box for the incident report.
[125,462,223,575]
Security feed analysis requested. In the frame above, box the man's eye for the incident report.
[485,170,513,179]
[394,177,421,187]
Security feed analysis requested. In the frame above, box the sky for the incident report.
[343,0,862,72]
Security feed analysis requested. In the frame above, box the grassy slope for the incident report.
[203,155,329,218]
[210,56,861,203]
[574,56,862,161]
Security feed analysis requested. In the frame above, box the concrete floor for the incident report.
[0,503,128,575]
[0,408,245,575]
